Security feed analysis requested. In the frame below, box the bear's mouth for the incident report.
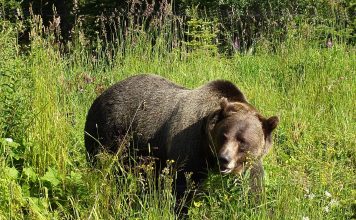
[219,163,234,174]
[220,168,232,174]
[219,163,244,175]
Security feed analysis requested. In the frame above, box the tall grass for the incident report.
[0,13,355,219]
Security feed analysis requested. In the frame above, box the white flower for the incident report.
[325,191,332,198]
[5,138,13,143]
[324,206,330,213]
[302,216,310,220]
[308,193,315,200]
[330,199,339,207]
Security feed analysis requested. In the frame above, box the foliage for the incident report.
[0,0,21,21]
[1,0,355,51]
[178,0,356,52]
[183,6,219,53]
[0,20,32,141]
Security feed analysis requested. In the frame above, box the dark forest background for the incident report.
[1,0,355,53]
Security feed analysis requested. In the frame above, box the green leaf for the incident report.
[4,166,19,180]
[22,167,38,182]
[22,183,31,197]
[68,171,83,184]
[41,167,61,187]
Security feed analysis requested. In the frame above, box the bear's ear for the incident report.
[220,97,250,116]
[219,97,229,110]
[206,97,228,131]
[206,110,222,132]
[259,116,279,155]
[262,116,279,135]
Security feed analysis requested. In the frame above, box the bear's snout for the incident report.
[217,142,247,175]
[218,154,233,174]
[218,154,230,166]
[218,150,239,174]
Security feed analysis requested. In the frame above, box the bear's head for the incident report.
[207,98,279,175]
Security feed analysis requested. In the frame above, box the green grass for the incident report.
[0,18,355,219]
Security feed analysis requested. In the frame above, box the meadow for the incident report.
[0,15,355,219]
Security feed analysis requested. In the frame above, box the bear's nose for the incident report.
[218,155,230,165]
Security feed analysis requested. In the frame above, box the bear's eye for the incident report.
[236,135,245,143]
[238,144,247,153]
[222,133,229,141]
[236,137,248,152]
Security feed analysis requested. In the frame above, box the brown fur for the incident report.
[84,74,279,209]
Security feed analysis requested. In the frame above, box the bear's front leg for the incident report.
[249,159,265,202]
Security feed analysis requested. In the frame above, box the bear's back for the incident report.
[104,74,186,97]
[84,74,188,155]
[88,74,188,131]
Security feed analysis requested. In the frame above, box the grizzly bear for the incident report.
[84,74,279,208]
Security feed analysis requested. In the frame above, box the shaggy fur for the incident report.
[84,74,278,207]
